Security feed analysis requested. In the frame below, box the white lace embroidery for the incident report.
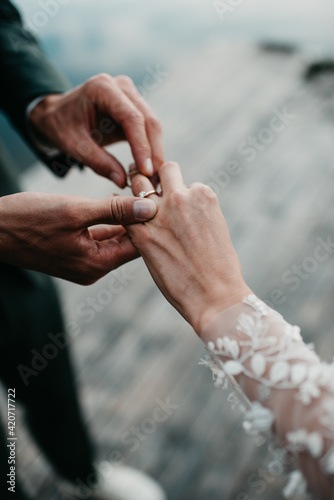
[282,471,307,498]
[200,295,334,498]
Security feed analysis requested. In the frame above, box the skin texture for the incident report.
[126,161,251,334]
[29,74,164,187]
[0,191,157,285]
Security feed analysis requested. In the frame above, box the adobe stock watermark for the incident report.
[137,65,170,98]
[61,396,179,499]
[265,235,334,308]
[237,107,295,162]
[8,0,70,51]
[236,449,296,499]
[206,107,295,195]
[120,396,179,453]
[16,267,135,386]
[212,0,244,22]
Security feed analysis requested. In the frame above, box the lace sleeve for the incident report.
[200,295,334,499]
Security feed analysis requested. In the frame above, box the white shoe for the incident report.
[59,461,167,500]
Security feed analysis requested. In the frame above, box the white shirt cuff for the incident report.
[26,95,60,157]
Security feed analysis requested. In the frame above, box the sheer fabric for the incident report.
[200,295,334,499]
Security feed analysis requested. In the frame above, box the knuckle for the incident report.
[192,182,217,202]
[168,188,188,209]
[126,109,145,126]
[93,72,113,84]
[146,115,162,133]
[115,74,135,88]
[84,73,113,94]
[159,161,178,176]
[110,197,128,223]
[162,160,179,170]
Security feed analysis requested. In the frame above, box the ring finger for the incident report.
[129,164,160,200]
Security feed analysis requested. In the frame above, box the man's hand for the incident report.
[0,192,157,285]
[29,74,164,187]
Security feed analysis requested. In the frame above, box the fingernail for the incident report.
[145,158,154,176]
[109,172,123,187]
[133,199,157,221]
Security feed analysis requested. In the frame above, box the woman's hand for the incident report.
[126,162,251,334]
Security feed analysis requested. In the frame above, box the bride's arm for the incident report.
[126,162,334,499]
[201,296,334,498]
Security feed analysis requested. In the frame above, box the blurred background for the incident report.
[1,0,334,498]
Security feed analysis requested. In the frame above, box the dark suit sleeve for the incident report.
[0,1,80,176]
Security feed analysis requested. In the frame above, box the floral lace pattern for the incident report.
[200,295,334,499]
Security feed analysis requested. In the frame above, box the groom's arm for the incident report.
[0,0,75,176]
[0,1,164,184]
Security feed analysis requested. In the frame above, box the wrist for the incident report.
[0,196,15,262]
[191,281,253,336]
[29,93,60,121]
[28,93,63,147]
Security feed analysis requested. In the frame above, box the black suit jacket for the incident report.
[0,0,79,178]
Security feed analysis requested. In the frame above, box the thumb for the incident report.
[77,196,158,227]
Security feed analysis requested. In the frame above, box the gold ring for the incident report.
[127,169,141,178]
[138,190,157,198]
